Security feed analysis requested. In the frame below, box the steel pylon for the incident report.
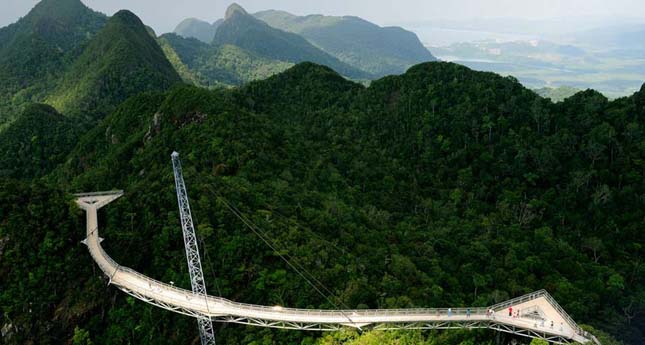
[171,151,216,345]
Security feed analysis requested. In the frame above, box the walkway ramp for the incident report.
[75,191,599,345]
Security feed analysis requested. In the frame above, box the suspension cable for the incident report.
[217,196,357,326]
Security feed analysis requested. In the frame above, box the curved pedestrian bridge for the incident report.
[76,191,599,345]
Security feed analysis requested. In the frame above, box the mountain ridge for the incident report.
[159,32,293,87]
[213,4,370,79]
[254,9,436,76]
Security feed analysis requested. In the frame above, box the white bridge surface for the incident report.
[76,191,599,344]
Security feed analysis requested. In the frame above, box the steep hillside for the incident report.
[47,10,181,122]
[0,103,79,179]
[173,17,221,43]
[159,33,293,87]
[17,62,637,344]
[255,10,436,76]
[0,0,106,127]
[213,4,370,79]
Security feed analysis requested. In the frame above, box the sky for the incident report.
[2,0,645,34]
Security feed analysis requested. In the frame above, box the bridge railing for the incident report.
[541,292,583,335]
[87,226,596,332]
[488,290,547,311]
[487,290,591,341]
[94,241,496,319]
[88,231,492,318]
[86,227,121,278]
[88,233,537,320]
[74,190,124,198]
[209,298,490,319]
[87,226,598,343]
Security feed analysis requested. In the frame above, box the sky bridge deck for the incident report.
[76,192,599,345]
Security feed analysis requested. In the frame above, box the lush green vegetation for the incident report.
[0,2,642,345]
[0,0,180,133]
[0,1,183,194]
[2,61,640,344]
[0,104,79,179]
[0,0,106,128]
[0,179,95,343]
[254,10,436,77]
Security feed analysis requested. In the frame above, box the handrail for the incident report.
[87,224,595,325]
[486,290,585,336]
[488,290,547,311]
[542,291,581,333]
[75,190,124,197]
[88,225,492,318]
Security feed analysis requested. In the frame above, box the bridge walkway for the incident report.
[76,192,598,344]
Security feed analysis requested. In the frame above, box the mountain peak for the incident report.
[111,9,144,26]
[47,6,180,120]
[32,0,84,11]
[27,0,92,22]
[173,17,218,43]
[225,3,248,20]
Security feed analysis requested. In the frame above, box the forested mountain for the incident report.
[2,61,641,344]
[0,0,180,130]
[173,7,436,78]
[46,10,181,121]
[159,33,293,87]
[0,2,180,180]
[163,3,372,87]
[0,0,106,128]
[213,4,370,80]
[254,10,436,77]
[173,17,222,43]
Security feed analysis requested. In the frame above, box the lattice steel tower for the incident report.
[171,151,216,345]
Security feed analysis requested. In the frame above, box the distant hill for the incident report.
[254,10,436,77]
[573,24,645,51]
[0,0,107,127]
[213,3,369,80]
[173,17,222,44]
[0,103,78,179]
[47,10,181,122]
[159,33,293,87]
[535,86,581,102]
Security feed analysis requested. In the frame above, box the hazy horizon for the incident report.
[3,0,645,35]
